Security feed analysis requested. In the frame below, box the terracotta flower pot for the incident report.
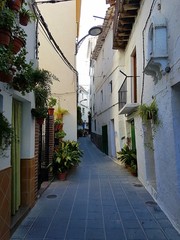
[19,13,30,26]
[11,37,25,54]
[0,29,11,46]
[48,108,54,116]
[36,117,44,125]
[54,123,63,132]
[0,71,13,83]
[8,0,23,12]
[58,172,68,181]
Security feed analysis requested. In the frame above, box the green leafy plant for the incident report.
[51,140,83,175]
[0,112,13,153]
[54,118,63,125]
[0,46,14,74]
[138,99,159,125]
[11,62,34,94]
[19,7,36,24]
[48,97,57,108]
[117,145,136,166]
[31,107,48,119]
[31,69,59,120]
[55,130,66,139]
[0,7,15,31]
[117,144,137,176]
[12,25,27,46]
[54,105,69,120]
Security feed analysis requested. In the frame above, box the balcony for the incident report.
[118,78,139,115]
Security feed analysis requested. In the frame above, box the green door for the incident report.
[102,125,108,155]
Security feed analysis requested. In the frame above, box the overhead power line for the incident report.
[36,0,72,4]
[33,2,78,75]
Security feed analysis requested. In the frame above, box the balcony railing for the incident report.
[118,78,127,111]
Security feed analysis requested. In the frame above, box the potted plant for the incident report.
[31,107,48,125]
[51,140,83,180]
[30,68,58,86]
[54,118,63,132]
[138,99,159,125]
[55,129,66,139]
[31,69,58,124]
[0,7,15,46]
[8,0,24,12]
[0,46,15,83]
[0,112,13,154]
[32,86,49,125]
[19,7,36,26]
[54,105,69,120]
[11,25,27,54]
[48,97,57,115]
[117,144,137,176]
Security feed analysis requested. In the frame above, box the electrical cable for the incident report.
[33,2,78,75]
[37,0,72,4]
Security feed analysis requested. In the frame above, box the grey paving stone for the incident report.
[144,229,167,239]
[11,137,180,240]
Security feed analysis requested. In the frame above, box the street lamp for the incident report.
[76,26,102,54]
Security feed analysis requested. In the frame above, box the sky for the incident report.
[77,0,109,90]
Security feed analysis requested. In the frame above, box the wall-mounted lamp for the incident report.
[76,26,102,54]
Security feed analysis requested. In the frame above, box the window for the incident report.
[118,79,127,111]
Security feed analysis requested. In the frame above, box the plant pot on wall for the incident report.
[8,0,23,12]
[19,12,29,26]
[48,108,54,116]
[0,29,11,46]
[0,70,13,83]
[11,36,25,54]
[36,117,45,125]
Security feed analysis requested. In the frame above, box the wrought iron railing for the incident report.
[118,78,127,111]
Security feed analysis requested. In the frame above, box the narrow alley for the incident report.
[11,137,180,240]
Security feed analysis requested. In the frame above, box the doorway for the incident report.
[109,119,116,157]
[102,125,108,155]
[11,100,22,215]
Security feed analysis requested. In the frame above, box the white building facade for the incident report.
[37,0,80,141]
[90,0,180,232]
[78,85,89,131]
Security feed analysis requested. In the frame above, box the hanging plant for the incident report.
[0,7,15,46]
[31,69,59,123]
[11,25,27,54]
[0,46,15,83]
[0,112,13,153]
[19,7,36,26]
[8,0,24,12]
[138,99,159,125]
[54,106,69,120]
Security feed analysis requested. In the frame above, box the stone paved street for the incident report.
[11,137,180,240]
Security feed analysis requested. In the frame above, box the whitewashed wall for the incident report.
[91,0,180,232]
[37,1,77,141]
